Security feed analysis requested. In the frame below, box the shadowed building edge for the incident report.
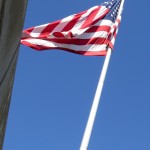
[0,0,28,149]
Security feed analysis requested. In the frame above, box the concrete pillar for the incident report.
[0,0,28,149]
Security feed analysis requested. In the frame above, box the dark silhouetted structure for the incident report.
[0,0,28,149]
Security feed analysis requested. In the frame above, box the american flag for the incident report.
[21,0,122,56]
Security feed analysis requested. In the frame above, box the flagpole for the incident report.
[80,47,112,150]
[80,1,125,150]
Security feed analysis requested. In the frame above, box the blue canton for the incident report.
[102,0,121,22]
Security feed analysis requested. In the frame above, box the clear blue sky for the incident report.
[3,0,150,150]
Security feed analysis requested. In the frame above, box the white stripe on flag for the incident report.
[93,6,107,20]
[30,23,49,37]
[24,39,107,52]
[51,15,75,32]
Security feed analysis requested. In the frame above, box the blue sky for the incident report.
[3,0,150,150]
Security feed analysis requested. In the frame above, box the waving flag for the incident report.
[21,0,122,56]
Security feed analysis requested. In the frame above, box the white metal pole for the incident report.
[80,47,112,150]
[80,1,125,150]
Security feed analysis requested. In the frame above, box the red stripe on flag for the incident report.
[61,11,86,32]
[80,6,101,29]
[21,40,107,56]
[80,8,110,29]
[85,25,111,32]
[45,37,108,45]
[39,20,61,37]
